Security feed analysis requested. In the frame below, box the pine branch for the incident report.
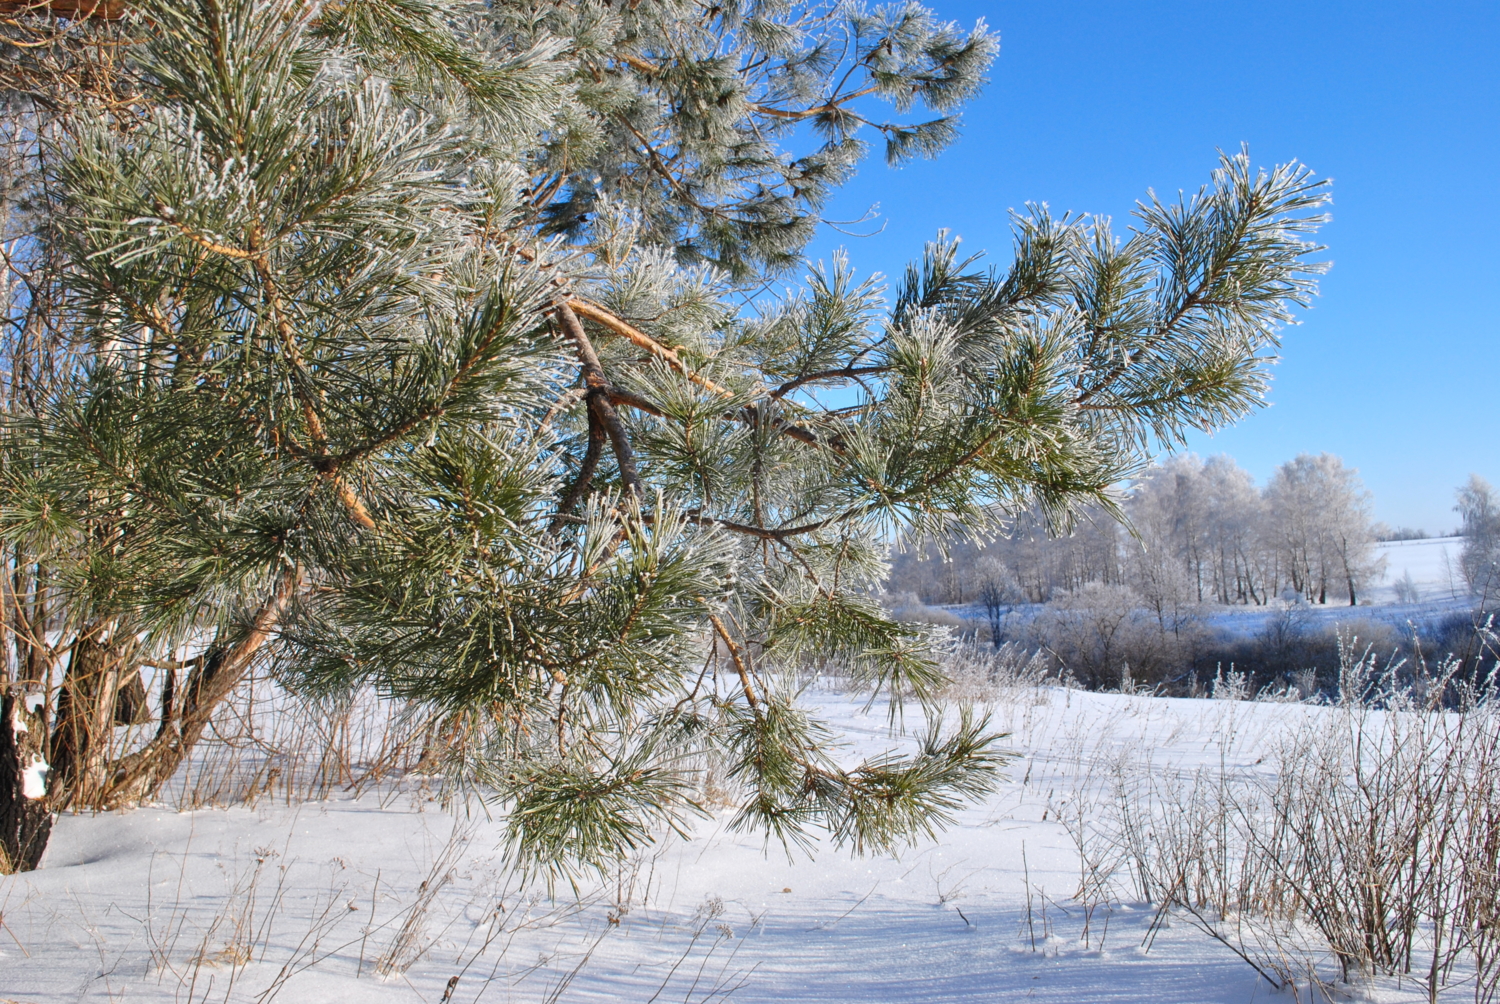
[706,610,759,712]
[554,301,642,498]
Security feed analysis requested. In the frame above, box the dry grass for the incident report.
[158,674,449,811]
[939,640,1065,705]
[1048,628,1500,1002]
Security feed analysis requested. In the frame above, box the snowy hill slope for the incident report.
[2,687,1476,1004]
[1370,537,1470,605]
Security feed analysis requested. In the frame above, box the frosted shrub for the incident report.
[939,641,1062,704]
[1103,638,1500,1001]
[1210,665,1251,701]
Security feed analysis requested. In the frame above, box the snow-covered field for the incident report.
[1370,537,1469,606]
[4,685,1483,1004]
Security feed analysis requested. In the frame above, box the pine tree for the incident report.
[0,0,1327,875]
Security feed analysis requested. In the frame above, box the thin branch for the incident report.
[509,245,734,398]
[534,385,590,437]
[160,215,256,260]
[770,364,888,400]
[684,511,831,542]
[748,83,879,120]
[613,51,660,76]
[706,611,758,712]
[564,297,738,396]
[548,408,605,534]
[554,301,642,497]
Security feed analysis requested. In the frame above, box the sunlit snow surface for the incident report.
[1370,536,1468,604]
[1,689,1453,1003]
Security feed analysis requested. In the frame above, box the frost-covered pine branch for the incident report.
[0,0,1326,877]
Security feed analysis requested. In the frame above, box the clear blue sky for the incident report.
[804,0,1497,534]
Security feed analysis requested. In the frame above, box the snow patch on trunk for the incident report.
[22,755,49,799]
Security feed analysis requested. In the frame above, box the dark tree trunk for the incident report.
[0,691,53,873]
[114,669,151,726]
[48,633,121,810]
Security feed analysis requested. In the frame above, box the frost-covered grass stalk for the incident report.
[1074,637,1500,1002]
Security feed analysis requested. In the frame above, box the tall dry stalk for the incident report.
[1094,637,1500,999]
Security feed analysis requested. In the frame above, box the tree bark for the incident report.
[0,690,52,873]
[47,630,124,810]
[553,302,643,498]
[549,406,605,533]
[0,0,124,17]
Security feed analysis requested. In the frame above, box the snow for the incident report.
[0,688,1462,1003]
[1370,536,1469,604]
[20,757,48,800]
[10,702,49,798]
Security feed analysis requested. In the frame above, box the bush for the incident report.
[1025,583,1205,690]
[1115,698,1500,997]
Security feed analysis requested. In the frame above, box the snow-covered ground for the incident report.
[1369,537,1469,606]
[2,687,1474,1004]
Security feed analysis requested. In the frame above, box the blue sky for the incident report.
[804,0,1497,534]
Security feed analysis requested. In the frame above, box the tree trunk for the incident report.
[95,566,299,807]
[47,631,123,811]
[1343,550,1359,606]
[0,567,300,873]
[114,669,151,726]
[0,690,52,873]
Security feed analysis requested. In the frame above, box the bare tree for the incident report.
[1124,453,1268,614]
[1200,455,1269,605]
[1263,454,1382,605]
[1457,474,1500,605]
[1127,455,1210,602]
[975,555,1023,647]
[887,505,1123,607]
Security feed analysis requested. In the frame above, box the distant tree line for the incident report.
[888,456,1497,692]
[891,451,1386,610]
